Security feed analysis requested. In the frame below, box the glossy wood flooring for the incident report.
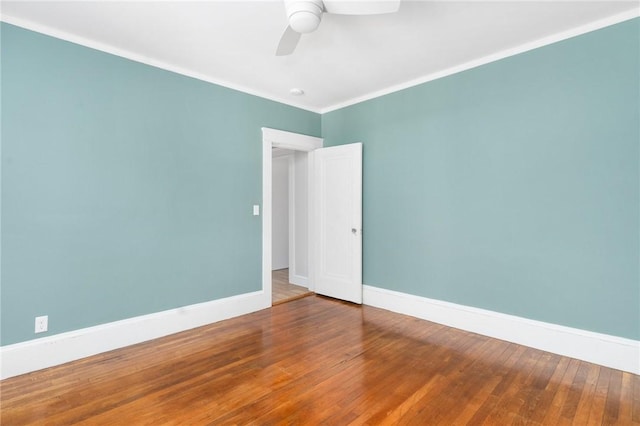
[1,296,638,425]
[272,268,313,305]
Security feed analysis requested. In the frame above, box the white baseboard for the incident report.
[0,291,269,380]
[3,287,636,380]
[363,285,640,374]
[289,274,309,288]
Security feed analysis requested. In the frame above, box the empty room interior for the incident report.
[1,1,639,424]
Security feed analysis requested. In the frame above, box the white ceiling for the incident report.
[2,1,638,113]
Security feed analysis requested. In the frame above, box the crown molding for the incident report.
[321,9,640,113]
[2,8,638,116]
[0,14,322,114]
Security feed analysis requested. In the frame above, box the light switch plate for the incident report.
[253,205,260,216]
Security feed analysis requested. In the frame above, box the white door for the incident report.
[313,143,362,304]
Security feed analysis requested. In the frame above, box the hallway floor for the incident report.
[272,268,313,305]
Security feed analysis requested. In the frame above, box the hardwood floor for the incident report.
[272,268,313,305]
[1,296,638,425]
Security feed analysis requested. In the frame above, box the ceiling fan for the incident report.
[276,0,401,56]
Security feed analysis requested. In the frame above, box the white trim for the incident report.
[287,152,311,290]
[0,291,268,380]
[363,285,640,374]
[271,153,292,270]
[289,275,309,287]
[262,128,322,305]
[272,147,294,158]
[287,154,297,282]
[306,150,317,292]
[0,14,320,114]
[262,128,323,152]
[262,135,274,306]
[320,9,640,113]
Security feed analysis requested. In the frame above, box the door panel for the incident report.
[314,143,362,304]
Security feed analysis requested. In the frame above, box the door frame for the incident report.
[271,151,293,271]
[261,128,323,307]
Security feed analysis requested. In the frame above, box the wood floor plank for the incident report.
[603,369,623,424]
[561,361,591,422]
[510,352,563,425]
[343,328,475,425]
[339,332,457,424]
[396,337,511,425]
[482,347,544,424]
[449,343,520,425]
[586,367,612,425]
[540,358,582,425]
[1,296,637,425]
[620,372,636,425]
[570,361,602,425]
[461,344,529,425]
[520,355,571,425]
[633,371,640,422]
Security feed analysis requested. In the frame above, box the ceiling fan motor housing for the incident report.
[285,0,324,33]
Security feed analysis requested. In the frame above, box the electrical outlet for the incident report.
[35,315,48,333]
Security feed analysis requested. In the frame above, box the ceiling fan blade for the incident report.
[323,0,400,15]
[276,25,302,56]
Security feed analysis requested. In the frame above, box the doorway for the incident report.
[261,128,323,307]
[271,148,313,304]
[262,128,363,307]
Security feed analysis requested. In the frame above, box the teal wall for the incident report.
[2,18,638,347]
[0,23,320,345]
[323,19,639,340]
